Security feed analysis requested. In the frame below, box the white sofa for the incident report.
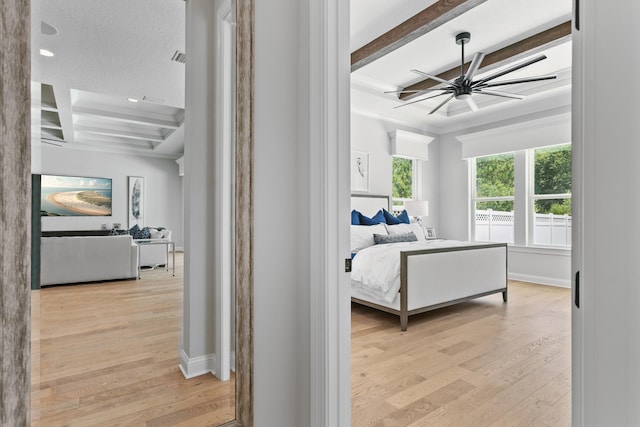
[138,228,173,267]
[40,235,138,286]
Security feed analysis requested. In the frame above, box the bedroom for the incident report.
[350,0,572,288]
[348,0,572,423]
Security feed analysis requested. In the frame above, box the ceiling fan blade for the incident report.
[465,96,479,112]
[474,89,525,100]
[473,54,548,86]
[393,90,452,109]
[411,69,453,86]
[464,52,485,82]
[476,74,558,88]
[429,94,455,115]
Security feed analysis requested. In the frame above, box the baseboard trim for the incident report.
[179,350,216,379]
[508,272,570,288]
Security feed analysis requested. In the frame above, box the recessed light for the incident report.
[127,98,139,103]
[40,49,54,57]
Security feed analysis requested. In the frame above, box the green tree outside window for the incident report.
[392,157,413,200]
[534,144,572,215]
[475,153,514,212]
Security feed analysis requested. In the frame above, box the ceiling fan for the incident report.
[390,32,558,114]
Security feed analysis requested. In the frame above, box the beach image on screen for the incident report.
[41,175,112,216]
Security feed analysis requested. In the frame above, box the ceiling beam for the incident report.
[72,106,180,129]
[73,125,166,143]
[399,21,572,100]
[351,0,488,72]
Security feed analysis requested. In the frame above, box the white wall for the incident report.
[351,112,440,229]
[40,145,183,247]
[574,1,640,424]
[350,113,392,196]
[508,247,571,288]
[420,137,439,230]
[254,0,304,424]
[181,0,216,377]
[438,134,470,241]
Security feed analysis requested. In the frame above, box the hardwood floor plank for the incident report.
[352,281,571,427]
[490,368,571,426]
[385,366,472,409]
[31,253,236,426]
[534,387,572,427]
[34,268,570,425]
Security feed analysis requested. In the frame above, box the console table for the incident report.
[134,239,175,278]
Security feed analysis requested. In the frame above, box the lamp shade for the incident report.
[404,200,429,217]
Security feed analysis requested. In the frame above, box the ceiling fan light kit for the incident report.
[391,32,558,115]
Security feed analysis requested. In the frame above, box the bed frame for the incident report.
[351,195,508,331]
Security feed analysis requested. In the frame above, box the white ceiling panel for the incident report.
[38,0,185,158]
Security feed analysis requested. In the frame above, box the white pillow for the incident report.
[385,223,426,241]
[351,224,388,253]
[148,228,163,239]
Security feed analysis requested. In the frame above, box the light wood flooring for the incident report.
[351,281,571,427]
[31,253,235,426]
[31,261,570,426]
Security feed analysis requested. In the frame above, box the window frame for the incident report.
[471,153,516,244]
[470,144,572,248]
[391,156,419,211]
[528,143,572,248]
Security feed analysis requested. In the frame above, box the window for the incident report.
[392,157,415,211]
[532,144,572,247]
[473,153,515,243]
[471,144,572,248]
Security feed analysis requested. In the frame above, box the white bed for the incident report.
[351,194,507,331]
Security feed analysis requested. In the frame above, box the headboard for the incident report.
[351,194,390,217]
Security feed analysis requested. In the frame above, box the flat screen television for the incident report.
[40,174,112,217]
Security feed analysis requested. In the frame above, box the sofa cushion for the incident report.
[41,235,138,286]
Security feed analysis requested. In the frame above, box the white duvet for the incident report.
[350,239,475,304]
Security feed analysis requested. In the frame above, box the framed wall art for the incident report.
[351,150,369,192]
[128,176,144,228]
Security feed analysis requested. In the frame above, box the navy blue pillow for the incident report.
[396,209,411,224]
[351,210,361,225]
[358,210,385,225]
[383,209,410,225]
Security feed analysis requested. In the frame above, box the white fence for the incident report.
[475,209,572,247]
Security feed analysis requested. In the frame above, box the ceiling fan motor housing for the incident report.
[454,79,473,99]
[455,31,471,45]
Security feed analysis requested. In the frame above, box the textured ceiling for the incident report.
[38,0,186,158]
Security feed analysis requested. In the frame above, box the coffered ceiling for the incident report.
[37,0,185,158]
